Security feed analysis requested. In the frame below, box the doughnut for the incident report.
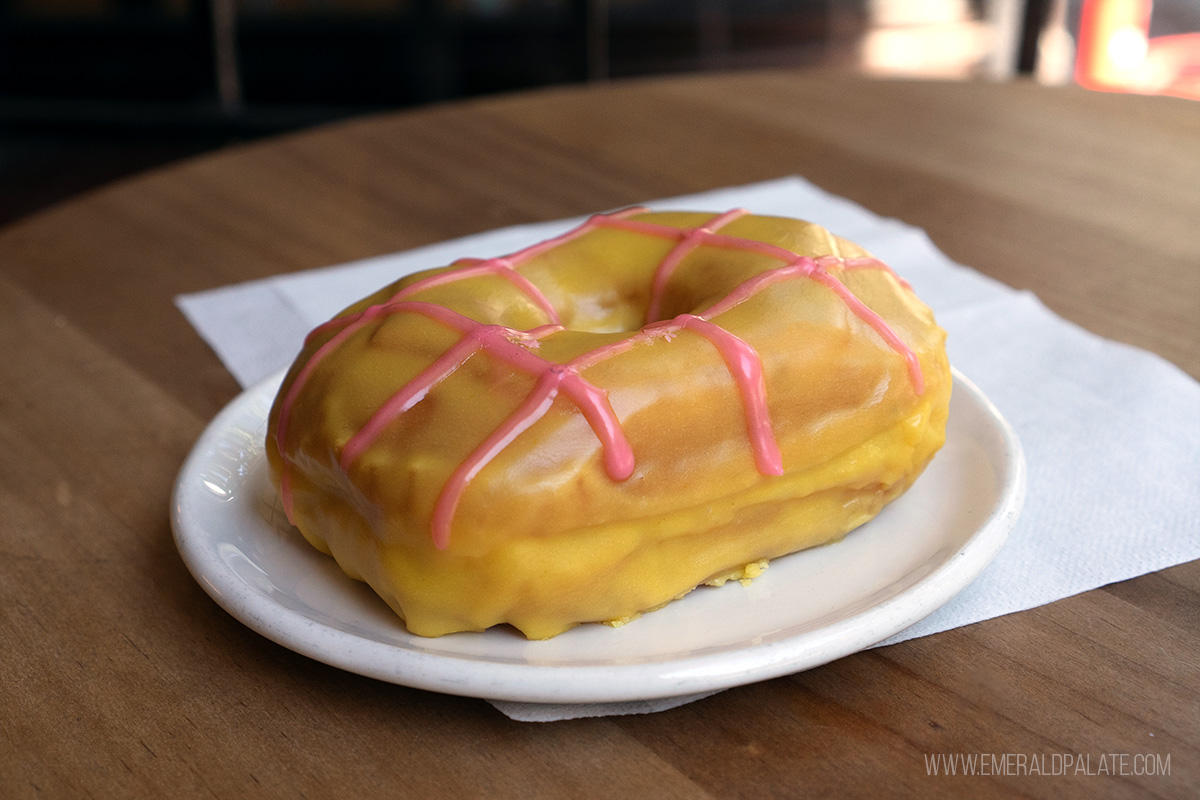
[266,208,951,639]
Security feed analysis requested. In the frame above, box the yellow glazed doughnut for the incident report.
[266,209,951,639]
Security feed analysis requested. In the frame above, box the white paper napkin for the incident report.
[176,177,1200,722]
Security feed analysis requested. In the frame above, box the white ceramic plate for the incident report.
[172,368,1024,704]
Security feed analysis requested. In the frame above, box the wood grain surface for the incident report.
[1,70,1197,799]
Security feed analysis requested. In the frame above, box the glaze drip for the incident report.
[275,209,924,547]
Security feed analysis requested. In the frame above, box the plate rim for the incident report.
[171,367,1025,704]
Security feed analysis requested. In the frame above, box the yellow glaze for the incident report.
[266,211,951,639]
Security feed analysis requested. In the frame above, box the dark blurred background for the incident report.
[1,0,1197,225]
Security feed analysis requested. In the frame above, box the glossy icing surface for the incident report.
[266,210,952,639]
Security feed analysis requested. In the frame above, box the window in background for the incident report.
[858,0,1024,79]
[602,1,1025,80]
[1070,0,1200,99]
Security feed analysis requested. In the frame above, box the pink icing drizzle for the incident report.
[389,258,563,324]
[332,302,634,477]
[661,315,782,475]
[820,254,913,290]
[274,209,924,547]
[645,208,747,323]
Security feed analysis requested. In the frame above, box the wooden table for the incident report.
[2,70,1197,798]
